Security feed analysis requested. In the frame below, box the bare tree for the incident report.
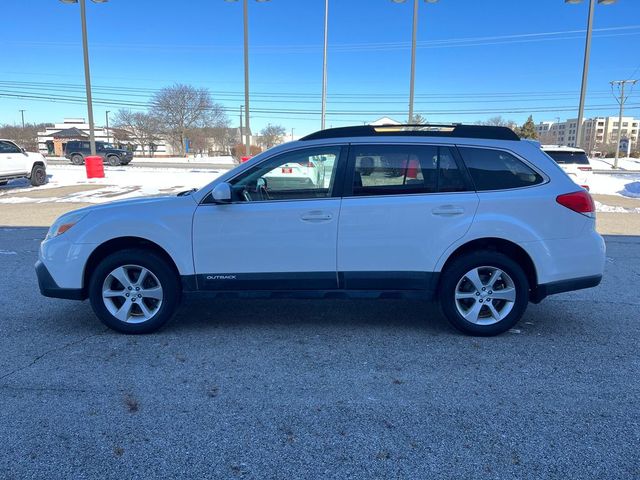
[0,123,52,151]
[259,124,286,149]
[209,126,237,154]
[111,109,162,157]
[478,116,520,135]
[410,113,428,124]
[151,84,227,156]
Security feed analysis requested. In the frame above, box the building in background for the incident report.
[536,116,639,155]
[37,119,243,157]
[38,118,175,157]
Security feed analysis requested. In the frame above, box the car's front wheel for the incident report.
[30,165,47,186]
[438,251,529,336]
[107,155,121,166]
[88,249,180,334]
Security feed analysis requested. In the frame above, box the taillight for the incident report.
[577,166,592,171]
[556,190,595,217]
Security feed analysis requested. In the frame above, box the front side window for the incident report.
[0,141,21,154]
[230,146,341,202]
[458,147,543,191]
[349,145,467,196]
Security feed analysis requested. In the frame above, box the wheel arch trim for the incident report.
[82,236,182,292]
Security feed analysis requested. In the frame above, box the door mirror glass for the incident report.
[211,182,232,203]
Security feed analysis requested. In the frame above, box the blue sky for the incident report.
[1,0,639,135]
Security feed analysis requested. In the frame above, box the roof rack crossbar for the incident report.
[300,124,520,142]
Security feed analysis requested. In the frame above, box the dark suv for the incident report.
[65,141,133,166]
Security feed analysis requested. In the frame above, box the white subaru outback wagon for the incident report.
[36,125,605,336]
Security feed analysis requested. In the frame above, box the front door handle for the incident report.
[301,211,333,222]
[432,205,465,216]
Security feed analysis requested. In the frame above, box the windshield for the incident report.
[544,151,590,165]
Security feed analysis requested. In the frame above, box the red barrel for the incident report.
[240,156,252,163]
[85,155,104,179]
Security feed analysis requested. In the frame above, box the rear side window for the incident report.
[350,145,467,196]
[544,150,590,165]
[458,147,543,191]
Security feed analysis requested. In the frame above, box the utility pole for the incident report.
[321,0,329,130]
[610,79,637,169]
[105,110,110,143]
[291,127,295,141]
[19,110,26,128]
[242,0,251,156]
[239,105,244,149]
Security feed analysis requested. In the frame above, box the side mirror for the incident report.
[211,182,232,203]
[21,147,27,154]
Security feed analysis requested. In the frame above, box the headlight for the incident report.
[46,212,88,240]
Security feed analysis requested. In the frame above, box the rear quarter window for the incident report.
[458,147,543,191]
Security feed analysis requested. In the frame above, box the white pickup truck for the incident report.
[0,139,47,187]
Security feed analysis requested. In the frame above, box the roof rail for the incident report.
[300,124,521,142]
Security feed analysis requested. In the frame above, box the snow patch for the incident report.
[0,165,226,204]
[589,173,640,199]
[594,201,640,214]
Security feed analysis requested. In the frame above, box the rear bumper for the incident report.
[35,260,86,300]
[530,274,602,303]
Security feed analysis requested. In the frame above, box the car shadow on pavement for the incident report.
[171,298,453,335]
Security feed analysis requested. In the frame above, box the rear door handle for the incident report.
[301,211,333,222]
[432,205,465,216]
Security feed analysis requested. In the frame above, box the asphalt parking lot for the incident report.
[1,227,638,479]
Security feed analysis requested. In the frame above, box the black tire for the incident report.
[88,249,181,334]
[71,154,84,165]
[30,165,47,187]
[438,250,529,336]
[107,155,121,166]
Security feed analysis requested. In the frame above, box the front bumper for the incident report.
[35,260,86,300]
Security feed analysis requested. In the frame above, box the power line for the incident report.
[1,90,637,116]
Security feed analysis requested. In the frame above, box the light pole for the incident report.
[226,0,270,157]
[60,0,108,156]
[565,0,617,148]
[392,0,439,124]
[105,110,110,143]
[19,110,26,128]
[321,0,329,130]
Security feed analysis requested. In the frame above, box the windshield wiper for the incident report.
[177,188,197,196]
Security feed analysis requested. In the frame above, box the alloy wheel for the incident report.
[454,266,516,325]
[102,264,163,323]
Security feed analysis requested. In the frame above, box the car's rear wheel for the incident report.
[71,154,84,165]
[107,155,121,166]
[438,251,529,336]
[88,249,180,334]
[30,165,47,186]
